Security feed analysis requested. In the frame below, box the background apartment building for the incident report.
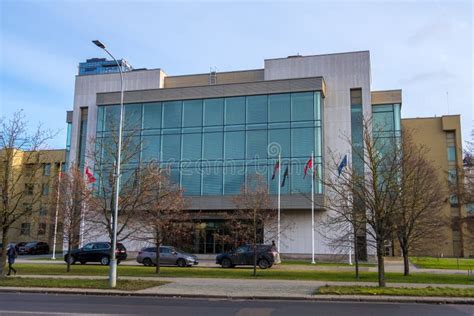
[0,149,65,248]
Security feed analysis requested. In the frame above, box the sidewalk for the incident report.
[1,274,473,304]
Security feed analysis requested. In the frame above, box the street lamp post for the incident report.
[92,40,124,288]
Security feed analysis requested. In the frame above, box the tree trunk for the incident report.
[376,239,386,287]
[253,213,257,277]
[0,227,9,277]
[402,247,410,276]
[353,230,359,280]
[66,242,72,273]
[155,231,161,274]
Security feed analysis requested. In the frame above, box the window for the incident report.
[246,95,268,124]
[162,134,181,161]
[42,183,49,196]
[183,100,203,127]
[24,164,34,177]
[142,135,161,162]
[246,130,267,159]
[163,101,182,128]
[181,167,201,196]
[25,184,34,195]
[467,203,474,214]
[182,133,202,161]
[225,97,245,125]
[23,203,32,212]
[224,165,245,195]
[43,163,51,176]
[83,243,94,250]
[448,146,456,162]
[269,93,290,123]
[20,223,30,235]
[291,128,314,158]
[202,167,223,195]
[39,207,47,216]
[225,131,245,160]
[124,104,142,131]
[203,133,223,160]
[204,98,224,126]
[38,223,47,235]
[291,92,314,121]
[448,169,457,184]
[143,103,161,130]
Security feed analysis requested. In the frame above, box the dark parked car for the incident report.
[136,246,198,267]
[18,241,49,255]
[216,244,277,269]
[64,242,127,265]
[14,242,27,253]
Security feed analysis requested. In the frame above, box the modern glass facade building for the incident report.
[68,51,413,256]
[95,92,323,197]
[78,58,133,76]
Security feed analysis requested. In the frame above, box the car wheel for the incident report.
[100,256,110,266]
[66,255,76,265]
[177,258,186,267]
[117,260,121,265]
[258,259,270,269]
[221,258,233,268]
[143,258,153,267]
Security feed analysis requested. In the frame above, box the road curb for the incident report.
[0,287,473,305]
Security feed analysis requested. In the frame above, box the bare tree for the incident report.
[223,174,276,277]
[86,111,149,265]
[395,130,447,276]
[325,119,403,287]
[323,159,367,280]
[0,110,55,276]
[134,164,187,274]
[52,165,94,272]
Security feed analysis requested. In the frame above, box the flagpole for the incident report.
[277,154,281,253]
[311,151,315,264]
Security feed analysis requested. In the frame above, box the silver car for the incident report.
[136,246,199,267]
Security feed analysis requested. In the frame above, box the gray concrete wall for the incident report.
[69,69,165,168]
[264,51,372,254]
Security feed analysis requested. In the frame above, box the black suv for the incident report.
[18,241,49,255]
[64,242,127,265]
[216,244,277,269]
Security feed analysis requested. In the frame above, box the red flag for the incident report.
[85,167,96,184]
[303,158,313,178]
[271,160,280,180]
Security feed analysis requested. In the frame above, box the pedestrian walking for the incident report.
[7,244,17,276]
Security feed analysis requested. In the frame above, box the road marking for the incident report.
[235,308,274,316]
[0,311,133,316]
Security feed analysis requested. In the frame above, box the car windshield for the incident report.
[25,242,36,247]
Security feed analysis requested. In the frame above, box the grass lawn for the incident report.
[316,285,474,298]
[0,277,167,291]
[282,260,375,267]
[12,263,474,285]
[411,257,474,270]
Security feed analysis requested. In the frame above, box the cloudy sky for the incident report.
[0,0,472,148]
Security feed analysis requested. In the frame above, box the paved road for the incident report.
[0,293,473,316]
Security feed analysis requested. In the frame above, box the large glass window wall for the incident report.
[96,91,323,196]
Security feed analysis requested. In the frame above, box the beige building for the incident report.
[1,149,66,250]
[401,115,471,257]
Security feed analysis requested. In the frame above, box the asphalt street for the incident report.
[0,293,473,316]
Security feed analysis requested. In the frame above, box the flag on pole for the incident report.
[303,157,313,178]
[85,167,97,183]
[281,166,289,187]
[271,159,280,180]
[337,155,348,176]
